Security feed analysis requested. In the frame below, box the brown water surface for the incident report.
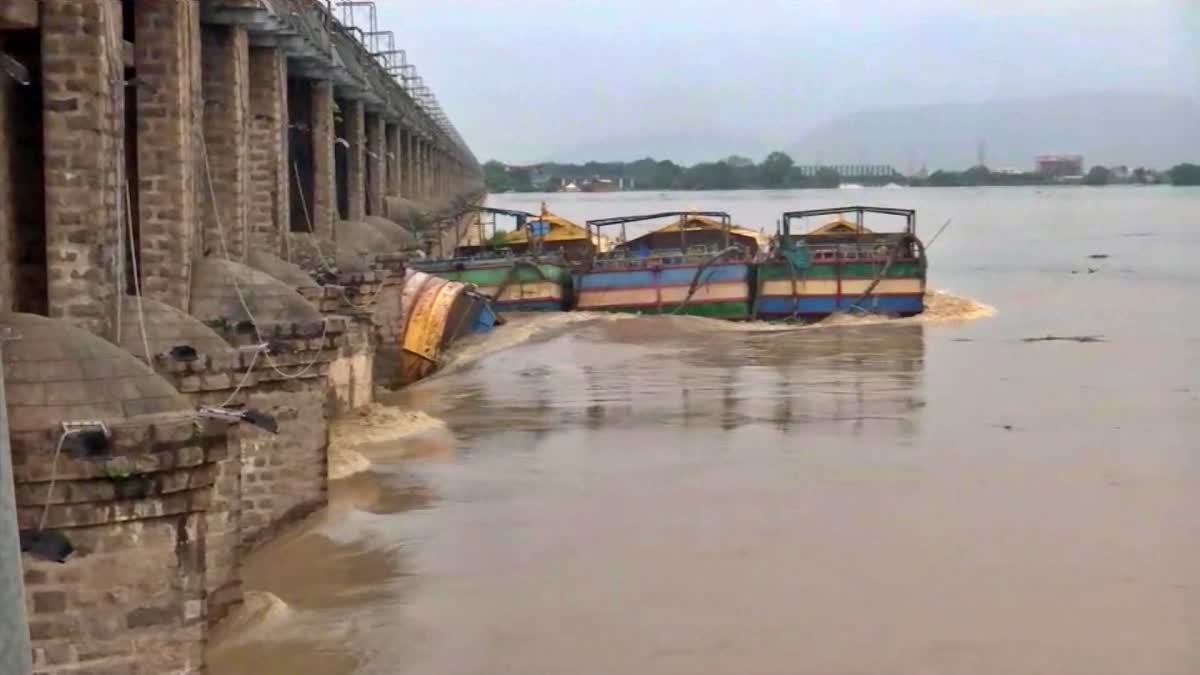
[211,187,1200,675]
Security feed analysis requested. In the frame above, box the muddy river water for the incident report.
[211,187,1200,674]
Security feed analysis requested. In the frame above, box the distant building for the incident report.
[580,178,619,193]
[1035,154,1084,178]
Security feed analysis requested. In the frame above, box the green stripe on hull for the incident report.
[758,261,923,280]
[423,264,569,286]
[582,301,750,318]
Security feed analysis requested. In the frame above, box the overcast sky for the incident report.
[368,0,1199,163]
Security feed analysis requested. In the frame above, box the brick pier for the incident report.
[0,1,483,672]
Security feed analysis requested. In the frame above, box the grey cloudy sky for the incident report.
[371,0,1199,163]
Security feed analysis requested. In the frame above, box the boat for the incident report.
[395,270,498,384]
[754,206,927,319]
[574,211,762,318]
[411,205,595,311]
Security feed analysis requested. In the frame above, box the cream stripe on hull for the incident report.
[577,281,749,308]
[760,278,924,296]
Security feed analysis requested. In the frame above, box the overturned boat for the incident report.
[574,211,763,318]
[411,205,593,311]
[755,206,927,319]
[394,269,498,384]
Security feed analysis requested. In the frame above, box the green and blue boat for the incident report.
[574,211,765,318]
[754,206,927,318]
[413,205,594,312]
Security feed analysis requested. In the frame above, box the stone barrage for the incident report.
[0,1,485,672]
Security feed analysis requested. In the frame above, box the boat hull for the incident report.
[396,271,496,384]
[413,260,571,311]
[754,261,925,318]
[575,263,752,318]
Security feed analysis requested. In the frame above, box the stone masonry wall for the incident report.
[343,98,366,221]
[366,112,385,216]
[200,313,344,549]
[10,418,225,674]
[41,0,126,338]
[200,24,249,261]
[385,122,399,198]
[135,0,202,312]
[371,279,406,388]
[310,80,336,239]
[247,46,288,258]
[398,127,411,198]
[238,380,329,547]
[328,319,374,412]
[1,1,482,670]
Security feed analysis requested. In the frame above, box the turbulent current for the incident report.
[210,186,1200,675]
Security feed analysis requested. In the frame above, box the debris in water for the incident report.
[1021,335,1106,343]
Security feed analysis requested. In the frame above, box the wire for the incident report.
[38,431,74,531]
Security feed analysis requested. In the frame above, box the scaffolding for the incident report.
[326,1,472,162]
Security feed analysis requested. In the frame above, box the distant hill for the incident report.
[786,92,1200,171]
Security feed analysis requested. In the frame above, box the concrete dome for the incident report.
[384,195,432,228]
[363,215,419,250]
[0,313,190,433]
[190,258,322,327]
[247,249,320,289]
[286,233,373,275]
[336,219,392,255]
[117,296,238,369]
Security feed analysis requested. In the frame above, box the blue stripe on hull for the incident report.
[756,294,924,316]
[577,263,749,290]
[494,299,564,312]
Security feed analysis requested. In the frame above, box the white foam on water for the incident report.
[208,591,293,650]
[428,290,994,370]
[329,404,453,476]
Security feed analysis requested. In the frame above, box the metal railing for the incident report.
[320,0,475,166]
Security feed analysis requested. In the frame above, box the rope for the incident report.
[847,237,913,313]
[490,259,549,302]
[216,348,261,409]
[123,178,153,364]
[201,137,332,381]
[787,251,804,321]
[291,160,337,273]
[337,279,387,310]
[925,218,953,250]
[671,246,742,315]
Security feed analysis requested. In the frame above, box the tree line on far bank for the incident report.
[483,153,1200,192]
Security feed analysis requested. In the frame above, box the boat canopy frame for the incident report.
[586,211,733,253]
[470,206,538,250]
[780,206,916,238]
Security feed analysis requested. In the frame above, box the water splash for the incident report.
[208,591,292,650]
[329,404,450,476]
[436,311,633,375]
[433,290,993,363]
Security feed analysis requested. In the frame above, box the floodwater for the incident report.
[210,186,1200,675]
